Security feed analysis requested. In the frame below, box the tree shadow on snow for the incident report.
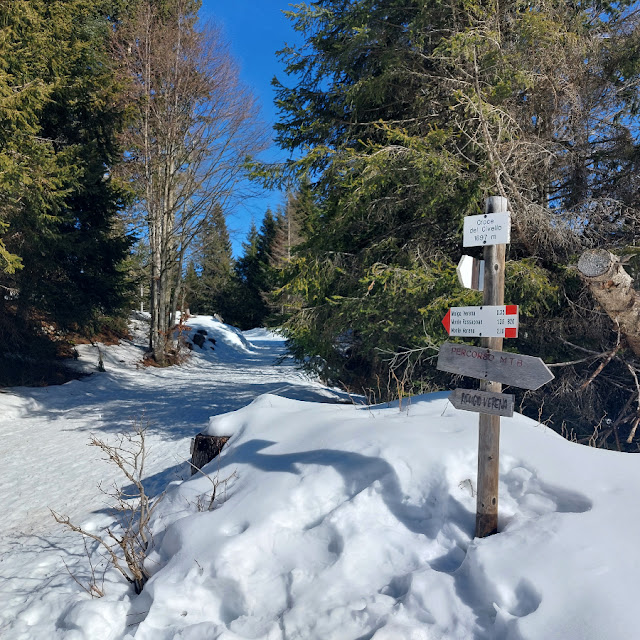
[214,439,474,539]
[20,376,351,443]
[211,439,513,639]
[115,461,191,502]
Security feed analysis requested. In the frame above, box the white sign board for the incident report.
[463,212,511,247]
[456,255,484,291]
[442,305,518,338]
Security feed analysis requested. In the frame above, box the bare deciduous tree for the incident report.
[115,0,268,364]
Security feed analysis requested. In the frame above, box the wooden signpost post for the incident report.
[437,196,554,538]
[475,197,507,538]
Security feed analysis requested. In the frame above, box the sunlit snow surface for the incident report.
[0,315,637,639]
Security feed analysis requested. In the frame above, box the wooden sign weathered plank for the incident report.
[437,342,554,390]
[449,388,514,417]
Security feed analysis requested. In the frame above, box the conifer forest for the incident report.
[2,0,640,450]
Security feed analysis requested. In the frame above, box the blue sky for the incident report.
[200,1,302,256]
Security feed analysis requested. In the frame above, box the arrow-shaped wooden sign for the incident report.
[449,388,515,417]
[437,342,554,390]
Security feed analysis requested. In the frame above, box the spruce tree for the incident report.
[271,181,313,269]
[0,0,133,332]
[226,210,279,330]
[255,0,640,443]
[182,261,201,314]
[185,205,234,316]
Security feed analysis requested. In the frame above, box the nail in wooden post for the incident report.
[475,196,508,538]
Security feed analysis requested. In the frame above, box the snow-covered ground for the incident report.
[1,315,637,639]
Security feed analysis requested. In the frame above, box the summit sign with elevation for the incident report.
[436,197,554,538]
[463,212,510,247]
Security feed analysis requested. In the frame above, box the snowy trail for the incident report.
[0,317,332,639]
[3,315,639,640]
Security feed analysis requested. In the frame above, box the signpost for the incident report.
[435,196,554,538]
[437,342,554,390]
[463,212,511,247]
[442,305,518,338]
[473,198,507,538]
[449,388,514,417]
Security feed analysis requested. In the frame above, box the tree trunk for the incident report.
[577,249,640,357]
[170,241,187,329]
[149,208,168,363]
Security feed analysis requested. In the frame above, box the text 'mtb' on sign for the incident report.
[463,212,511,247]
[449,388,514,417]
[442,305,518,338]
[436,342,554,390]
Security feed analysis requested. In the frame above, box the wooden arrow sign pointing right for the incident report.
[437,342,554,390]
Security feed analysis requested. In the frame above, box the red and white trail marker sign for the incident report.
[442,305,518,338]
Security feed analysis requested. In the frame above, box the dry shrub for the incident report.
[52,419,161,595]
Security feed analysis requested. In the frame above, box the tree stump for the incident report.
[577,248,619,278]
[578,249,640,358]
[192,333,206,348]
[190,434,229,475]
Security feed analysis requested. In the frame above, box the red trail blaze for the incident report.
[442,309,451,334]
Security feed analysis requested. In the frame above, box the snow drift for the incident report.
[115,392,633,640]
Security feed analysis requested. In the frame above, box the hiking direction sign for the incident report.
[457,255,484,291]
[442,305,518,338]
[449,388,515,417]
[437,342,554,390]
[446,196,554,538]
